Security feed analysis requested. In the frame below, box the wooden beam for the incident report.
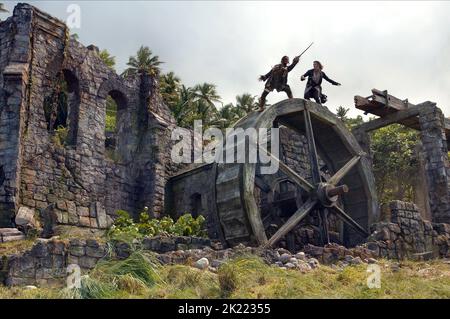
[355,89,415,117]
[354,105,422,132]
[259,146,314,193]
[265,198,317,247]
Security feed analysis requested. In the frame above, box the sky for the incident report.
[2,1,450,117]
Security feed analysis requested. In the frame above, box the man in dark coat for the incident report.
[258,55,300,111]
[301,60,341,104]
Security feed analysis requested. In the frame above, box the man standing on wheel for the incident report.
[258,55,300,112]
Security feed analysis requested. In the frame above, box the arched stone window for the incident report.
[105,89,127,152]
[43,69,80,146]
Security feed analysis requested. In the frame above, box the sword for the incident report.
[298,42,314,58]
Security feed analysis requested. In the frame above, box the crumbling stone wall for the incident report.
[0,235,212,287]
[0,4,177,229]
[366,200,450,259]
[0,6,30,226]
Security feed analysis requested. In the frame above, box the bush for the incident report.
[108,209,207,239]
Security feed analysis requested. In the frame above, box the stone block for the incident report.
[56,200,67,211]
[79,216,90,227]
[31,241,49,258]
[77,206,89,217]
[142,237,161,251]
[66,201,76,216]
[158,237,176,253]
[86,245,105,258]
[49,240,66,255]
[78,256,98,269]
[15,206,37,227]
[69,245,85,257]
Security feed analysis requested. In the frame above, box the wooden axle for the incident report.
[327,184,349,197]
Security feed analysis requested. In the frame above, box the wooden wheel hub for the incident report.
[317,183,349,207]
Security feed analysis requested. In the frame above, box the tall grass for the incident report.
[1,254,450,299]
[94,251,161,286]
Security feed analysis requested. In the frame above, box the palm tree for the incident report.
[193,83,222,108]
[122,45,163,77]
[99,49,116,70]
[160,71,181,108]
[215,103,244,129]
[191,100,219,129]
[188,83,221,129]
[336,106,349,121]
[236,93,257,114]
[170,85,193,127]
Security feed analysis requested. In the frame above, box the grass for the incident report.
[53,225,106,243]
[0,252,449,299]
[0,240,35,256]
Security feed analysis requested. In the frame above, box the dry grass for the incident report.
[1,253,449,299]
[0,240,35,256]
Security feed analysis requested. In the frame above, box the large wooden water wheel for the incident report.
[214,98,378,248]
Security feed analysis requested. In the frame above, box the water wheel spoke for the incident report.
[265,198,318,247]
[259,146,314,193]
[303,106,321,185]
[330,204,368,237]
[328,155,361,185]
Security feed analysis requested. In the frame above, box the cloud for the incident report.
[4,1,450,117]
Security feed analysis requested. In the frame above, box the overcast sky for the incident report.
[2,1,450,117]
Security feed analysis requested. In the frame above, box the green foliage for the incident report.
[160,71,181,110]
[172,214,206,237]
[371,124,419,204]
[336,106,349,121]
[99,49,116,70]
[53,125,69,147]
[122,45,163,77]
[108,210,207,239]
[105,96,117,133]
[340,113,419,204]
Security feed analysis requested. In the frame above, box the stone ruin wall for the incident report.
[2,200,449,287]
[0,4,179,230]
